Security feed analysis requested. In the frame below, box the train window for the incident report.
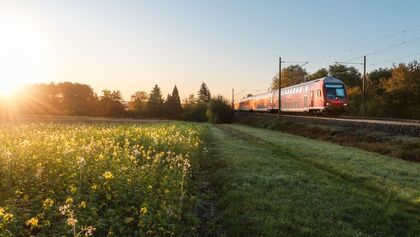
[317,89,321,97]
[305,86,308,92]
[325,84,346,99]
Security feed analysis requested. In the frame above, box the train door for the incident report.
[304,95,308,111]
[310,90,314,107]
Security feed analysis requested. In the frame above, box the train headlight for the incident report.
[344,103,347,106]
[325,102,330,106]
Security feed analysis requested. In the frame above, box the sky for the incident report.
[1,0,420,101]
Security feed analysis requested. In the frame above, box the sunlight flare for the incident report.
[0,9,50,93]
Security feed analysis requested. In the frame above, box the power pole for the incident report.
[277,58,309,118]
[231,88,234,111]
[363,55,366,117]
[278,57,281,118]
[335,56,367,117]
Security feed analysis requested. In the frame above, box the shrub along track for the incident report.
[198,124,420,237]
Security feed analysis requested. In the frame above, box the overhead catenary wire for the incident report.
[369,51,420,67]
[346,35,420,61]
[320,24,420,62]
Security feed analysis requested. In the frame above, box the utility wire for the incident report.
[369,51,420,66]
[321,24,420,61]
[347,35,420,61]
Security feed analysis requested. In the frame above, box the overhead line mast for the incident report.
[277,57,309,118]
[335,55,367,117]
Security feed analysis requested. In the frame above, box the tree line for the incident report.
[271,60,420,119]
[0,82,233,123]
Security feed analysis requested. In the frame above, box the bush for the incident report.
[183,102,208,122]
[206,97,233,124]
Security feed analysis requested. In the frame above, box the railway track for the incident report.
[234,111,420,136]
[238,112,420,126]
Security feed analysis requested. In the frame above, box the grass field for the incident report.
[202,124,420,236]
[0,119,419,236]
[0,121,207,236]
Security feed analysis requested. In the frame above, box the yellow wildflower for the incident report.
[69,185,77,194]
[140,207,148,215]
[103,171,114,180]
[0,207,4,217]
[66,216,78,227]
[66,197,74,205]
[91,184,98,190]
[4,213,13,222]
[79,201,86,209]
[26,217,39,227]
[43,198,54,209]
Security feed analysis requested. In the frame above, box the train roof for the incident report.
[295,76,343,87]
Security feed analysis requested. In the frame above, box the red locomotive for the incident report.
[235,76,348,115]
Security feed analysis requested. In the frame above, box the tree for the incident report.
[206,96,233,123]
[271,65,308,89]
[328,64,361,87]
[148,85,164,117]
[128,91,148,117]
[182,94,196,105]
[57,82,98,116]
[17,83,61,115]
[98,90,125,117]
[165,86,183,119]
[308,68,328,81]
[379,61,420,118]
[198,82,211,103]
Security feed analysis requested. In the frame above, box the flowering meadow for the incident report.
[0,121,208,236]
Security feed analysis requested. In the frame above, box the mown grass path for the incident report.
[203,124,419,237]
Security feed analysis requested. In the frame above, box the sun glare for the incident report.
[0,9,50,94]
[0,84,17,98]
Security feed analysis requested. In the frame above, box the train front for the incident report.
[323,79,348,114]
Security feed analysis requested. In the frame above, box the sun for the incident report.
[0,8,50,95]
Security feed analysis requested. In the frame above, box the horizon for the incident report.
[1,0,420,100]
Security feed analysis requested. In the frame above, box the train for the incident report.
[234,76,348,115]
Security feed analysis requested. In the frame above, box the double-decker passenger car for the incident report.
[235,76,348,115]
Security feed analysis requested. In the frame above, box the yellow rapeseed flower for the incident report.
[79,201,86,209]
[0,207,4,217]
[26,217,39,227]
[66,197,74,205]
[140,207,148,215]
[91,184,97,191]
[4,213,13,222]
[69,185,77,194]
[43,198,54,209]
[103,171,114,180]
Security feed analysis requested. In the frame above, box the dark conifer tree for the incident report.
[198,82,211,103]
[148,85,164,117]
